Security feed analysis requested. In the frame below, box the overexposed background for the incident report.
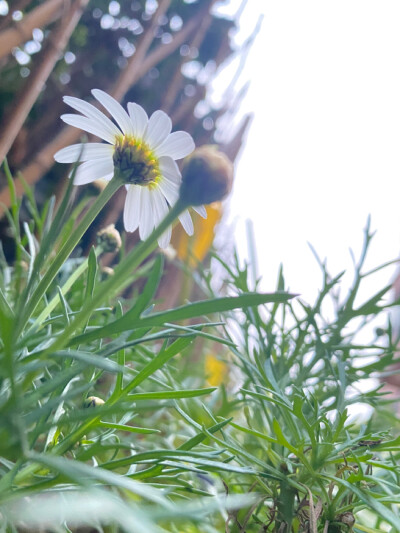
[213,1,400,302]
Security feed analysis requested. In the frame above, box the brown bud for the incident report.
[96,224,122,253]
[337,512,355,527]
[179,145,233,206]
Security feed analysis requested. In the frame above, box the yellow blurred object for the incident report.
[173,202,223,268]
[205,353,227,387]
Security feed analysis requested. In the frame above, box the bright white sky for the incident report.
[213,1,400,303]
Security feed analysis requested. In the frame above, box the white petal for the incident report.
[158,177,179,206]
[159,156,181,184]
[63,96,121,139]
[54,143,113,163]
[158,224,171,249]
[151,188,168,224]
[179,210,194,236]
[123,185,142,232]
[92,89,134,136]
[71,157,114,185]
[144,110,172,149]
[150,189,171,248]
[138,187,154,240]
[193,205,207,219]
[61,114,116,144]
[155,131,195,159]
[127,103,148,138]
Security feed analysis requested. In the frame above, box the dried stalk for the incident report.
[0,0,65,61]
[0,0,89,168]
[0,5,202,211]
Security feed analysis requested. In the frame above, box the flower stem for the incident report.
[17,177,123,335]
[276,475,296,532]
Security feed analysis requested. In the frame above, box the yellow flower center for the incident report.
[113,135,160,187]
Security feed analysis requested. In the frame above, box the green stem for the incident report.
[28,247,101,333]
[17,177,123,334]
[276,475,296,532]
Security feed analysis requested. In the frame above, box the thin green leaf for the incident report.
[128,388,216,401]
[121,335,194,395]
[72,291,295,345]
[98,421,160,434]
[28,453,170,507]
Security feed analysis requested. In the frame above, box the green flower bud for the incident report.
[96,224,122,253]
[179,145,233,206]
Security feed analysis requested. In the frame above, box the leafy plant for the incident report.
[0,163,292,531]
[186,220,400,532]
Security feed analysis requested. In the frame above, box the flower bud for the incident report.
[179,145,233,206]
[96,224,122,253]
[100,266,115,280]
[83,396,105,408]
[337,512,355,527]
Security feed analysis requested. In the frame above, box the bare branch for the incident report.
[0,0,89,167]
[137,16,198,84]
[0,0,33,31]
[163,11,213,113]
[111,0,172,102]
[0,0,65,61]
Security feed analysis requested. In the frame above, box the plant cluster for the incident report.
[0,162,399,532]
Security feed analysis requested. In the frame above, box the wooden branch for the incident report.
[170,84,206,125]
[0,0,65,60]
[111,0,171,102]
[137,15,199,85]
[0,0,89,167]
[163,11,213,113]
[0,0,33,31]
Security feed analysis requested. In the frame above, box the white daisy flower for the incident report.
[54,89,207,248]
